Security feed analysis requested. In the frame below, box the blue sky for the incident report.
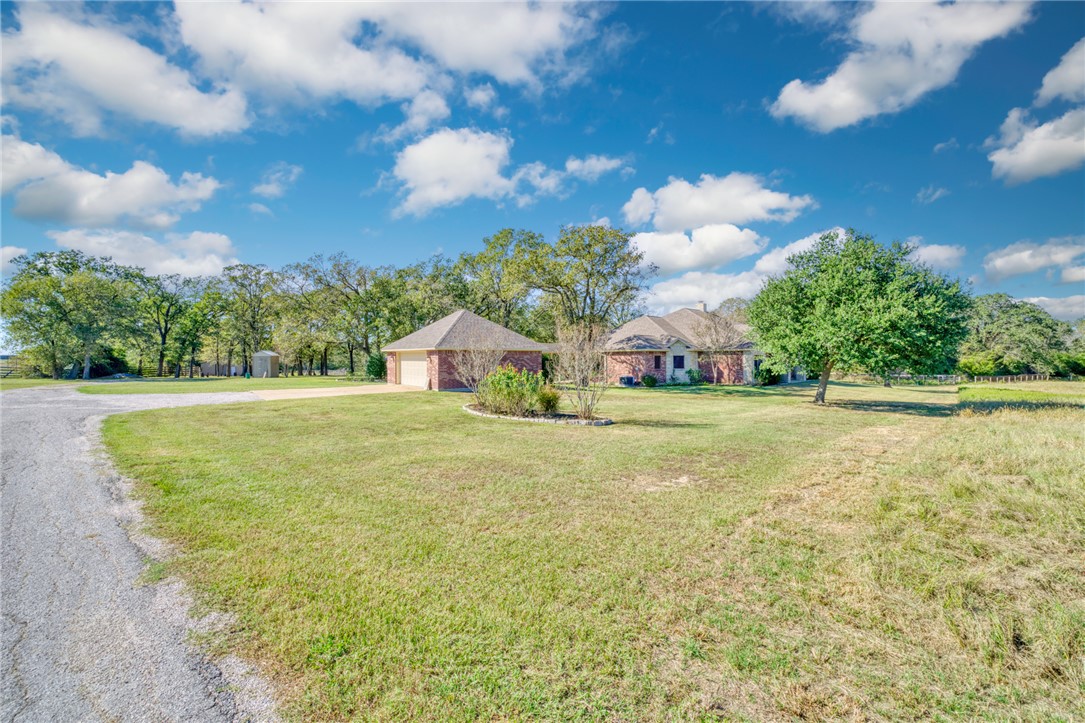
[2,1,1083,319]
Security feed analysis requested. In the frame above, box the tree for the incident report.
[457,228,537,330]
[523,225,655,328]
[449,332,507,404]
[958,294,1070,374]
[222,264,278,375]
[2,258,79,378]
[694,302,748,384]
[137,274,190,376]
[747,230,970,403]
[554,322,609,419]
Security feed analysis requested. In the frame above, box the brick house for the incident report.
[603,305,758,385]
[384,310,547,391]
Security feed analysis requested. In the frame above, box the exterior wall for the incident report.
[430,350,543,391]
[698,351,746,385]
[385,352,397,384]
[606,352,661,384]
[665,342,694,383]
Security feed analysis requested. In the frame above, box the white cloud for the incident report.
[564,154,631,182]
[49,229,239,277]
[465,83,497,110]
[648,270,768,313]
[986,107,1085,184]
[622,172,815,232]
[365,3,598,87]
[983,236,1085,281]
[632,225,764,275]
[916,185,950,204]
[2,134,220,229]
[248,203,273,216]
[1036,37,1085,106]
[252,162,303,198]
[910,242,966,270]
[392,128,516,216]
[1062,266,1085,284]
[3,4,248,137]
[1024,295,1085,321]
[771,1,1032,132]
[174,3,431,107]
[1,246,29,276]
[933,137,959,153]
[753,227,845,275]
[392,128,629,216]
[590,217,611,227]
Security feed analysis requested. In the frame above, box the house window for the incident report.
[673,355,685,369]
[653,355,661,370]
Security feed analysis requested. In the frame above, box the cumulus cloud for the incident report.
[1035,37,1085,106]
[364,3,599,87]
[915,185,950,204]
[909,242,966,270]
[1,246,29,276]
[632,225,764,275]
[2,3,248,137]
[771,1,1032,132]
[252,162,303,198]
[1024,295,1085,321]
[391,128,629,216]
[986,107,1085,184]
[983,236,1085,281]
[621,172,815,232]
[248,203,273,216]
[1062,266,1085,284]
[49,229,239,277]
[753,227,845,275]
[648,270,768,312]
[933,137,959,153]
[564,154,631,181]
[2,134,220,229]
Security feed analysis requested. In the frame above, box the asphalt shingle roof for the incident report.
[384,310,548,351]
[604,308,752,351]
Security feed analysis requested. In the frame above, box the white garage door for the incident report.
[399,352,429,388]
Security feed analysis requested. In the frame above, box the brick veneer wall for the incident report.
[699,352,745,385]
[606,352,662,384]
[385,352,397,384]
[431,350,543,390]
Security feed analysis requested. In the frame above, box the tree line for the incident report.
[1,225,652,379]
[2,226,1081,389]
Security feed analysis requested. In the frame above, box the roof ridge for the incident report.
[432,309,469,349]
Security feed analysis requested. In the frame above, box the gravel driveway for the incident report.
[1,385,277,722]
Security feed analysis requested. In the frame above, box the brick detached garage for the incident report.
[383,310,547,391]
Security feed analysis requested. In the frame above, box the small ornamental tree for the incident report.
[555,322,609,419]
[747,229,970,404]
[694,301,747,384]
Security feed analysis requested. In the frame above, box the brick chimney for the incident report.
[697,301,707,312]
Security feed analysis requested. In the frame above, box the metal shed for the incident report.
[252,350,280,378]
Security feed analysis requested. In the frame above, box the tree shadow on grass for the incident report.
[828,399,1083,417]
[617,419,715,429]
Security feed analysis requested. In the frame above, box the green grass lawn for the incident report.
[103,381,1085,721]
[0,377,74,390]
[78,376,377,394]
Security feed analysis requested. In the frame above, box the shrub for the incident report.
[957,352,999,378]
[477,364,543,416]
[366,352,387,380]
[754,366,780,386]
[641,374,657,387]
[1051,352,1085,377]
[686,368,704,385]
[537,385,561,413]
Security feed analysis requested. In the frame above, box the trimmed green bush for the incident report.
[686,368,704,385]
[366,353,387,380]
[754,366,780,386]
[641,374,657,388]
[537,385,561,413]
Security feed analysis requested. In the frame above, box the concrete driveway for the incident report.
[1,385,277,722]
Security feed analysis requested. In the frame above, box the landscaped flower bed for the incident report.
[463,403,612,426]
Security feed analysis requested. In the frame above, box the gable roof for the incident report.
[604,307,752,351]
[384,309,548,352]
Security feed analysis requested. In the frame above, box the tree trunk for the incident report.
[82,351,92,380]
[226,350,233,377]
[883,376,892,387]
[157,348,165,377]
[813,361,834,404]
[322,347,328,376]
[348,344,355,375]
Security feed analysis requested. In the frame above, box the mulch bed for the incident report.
[463,404,613,426]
